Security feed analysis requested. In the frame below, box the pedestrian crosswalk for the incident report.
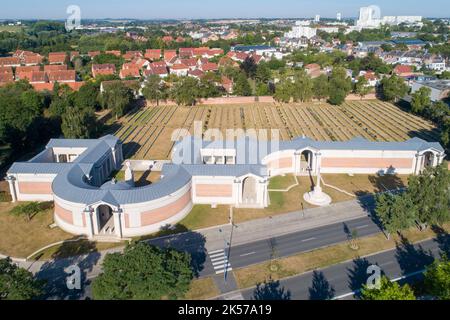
[208,249,232,275]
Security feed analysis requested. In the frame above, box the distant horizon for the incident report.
[1,0,449,20]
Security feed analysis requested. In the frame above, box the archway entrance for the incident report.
[97,205,115,235]
[422,152,435,170]
[300,150,314,174]
[242,176,258,205]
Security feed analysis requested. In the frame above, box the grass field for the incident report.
[111,100,440,160]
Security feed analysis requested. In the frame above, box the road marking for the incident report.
[332,269,426,300]
[240,252,256,257]
[209,249,225,255]
[301,237,316,242]
[208,249,232,275]
[355,225,369,230]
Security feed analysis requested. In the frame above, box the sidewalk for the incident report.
[200,196,374,252]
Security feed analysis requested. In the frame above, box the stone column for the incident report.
[5,176,17,203]
[84,208,94,239]
[113,210,123,238]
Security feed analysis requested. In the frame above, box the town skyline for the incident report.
[1,0,449,20]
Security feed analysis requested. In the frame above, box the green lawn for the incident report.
[268,175,297,190]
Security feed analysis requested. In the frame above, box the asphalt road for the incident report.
[199,215,381,277]
[239,236,448,300]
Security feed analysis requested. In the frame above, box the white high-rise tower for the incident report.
[337,13,342,21]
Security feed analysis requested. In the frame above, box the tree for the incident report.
[313,74,329,101]
[375,193,417,237]
[292,70,313,102]
[380,75,408,102]
[361,276,416,300]
[411,87,432,114]
[74,81,100,111]
[274,77,293,103]
[100,81,133,119]
[328,67,352,105]
[354,76,371,99]
[233,72,252,96]
[92,242,193,300]
[61,106,97,139]
[240,56,258,78]
[10,202,43,221]
[0,257,44,300]
[424,256,450,300]
[407,164,450,228]
[0,81,44,151]
[255,62,272,84]
[142,75,168,106]
[170,77,201,106]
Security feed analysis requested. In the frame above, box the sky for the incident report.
[0,0,449,20]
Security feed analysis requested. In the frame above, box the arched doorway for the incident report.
[97,205,114,235]
[300,150,314,174]
[242,177,257,205]
[422,152,435,170]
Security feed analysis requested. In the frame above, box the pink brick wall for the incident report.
[55,203,73,225]
[196,184,233,197]
[321,158,413,169]
[140,191,191,226]
[267,157,293,170]
[18,182,52,194]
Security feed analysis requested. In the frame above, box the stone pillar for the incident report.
[113,210,123,238]
[84,208,94,239]
[234,179,242,206]
[314,152,322,175]
[294,152,301,175]
[5,176,17,203]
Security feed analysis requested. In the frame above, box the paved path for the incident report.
[220,235,449,300]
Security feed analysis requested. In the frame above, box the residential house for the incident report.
[0,57,21,67]
[179,48,194,58]
[426,58,446,73]
[145,49,162,61]
[92,64,116,77]
[305,63,323,78]
[200,62,219,72]
[106,50,122,57]
[393,64,414,77]
[123,51,143,61]
[44,65,68,72]
[88,51,101,59]
[220,76,233,94]
[164,50,178,64]
[119,67,141,79]
[170,63,189,77]
[188,69,205,79]
[47,70,76,83]
[145,62,168,78]
[48,52,67,65]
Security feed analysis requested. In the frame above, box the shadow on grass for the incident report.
[308,271,335,300]
[253,277,291,300]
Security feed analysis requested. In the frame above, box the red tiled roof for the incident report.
[46,70,76,82]
[200,62,219,72]
[48,52,67,64]
[146,65,168,76]
[92,64,116,77]
[394,64,413,75]
[105,50,121,57]
[123,51,143,60]
[16,66,40,73]
[17,71,47,83]
[120,67,141,79]
[164,50,177,62]
[145,49,161,60]
[88,51,101,58]
[44,64,68,72]
[188,69,205,78]
[0,73,14,83]
[162,36,174,43]
[0,57,21,66]
[0,66,13,74]
[31,81,84,92]
[171,63,189,70]
[179,58,198,67]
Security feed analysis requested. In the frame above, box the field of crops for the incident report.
[112,101,441,160]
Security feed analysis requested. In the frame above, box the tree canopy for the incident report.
[360,276,416,300]
[0,258,44,300]
[92,242,193,300]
